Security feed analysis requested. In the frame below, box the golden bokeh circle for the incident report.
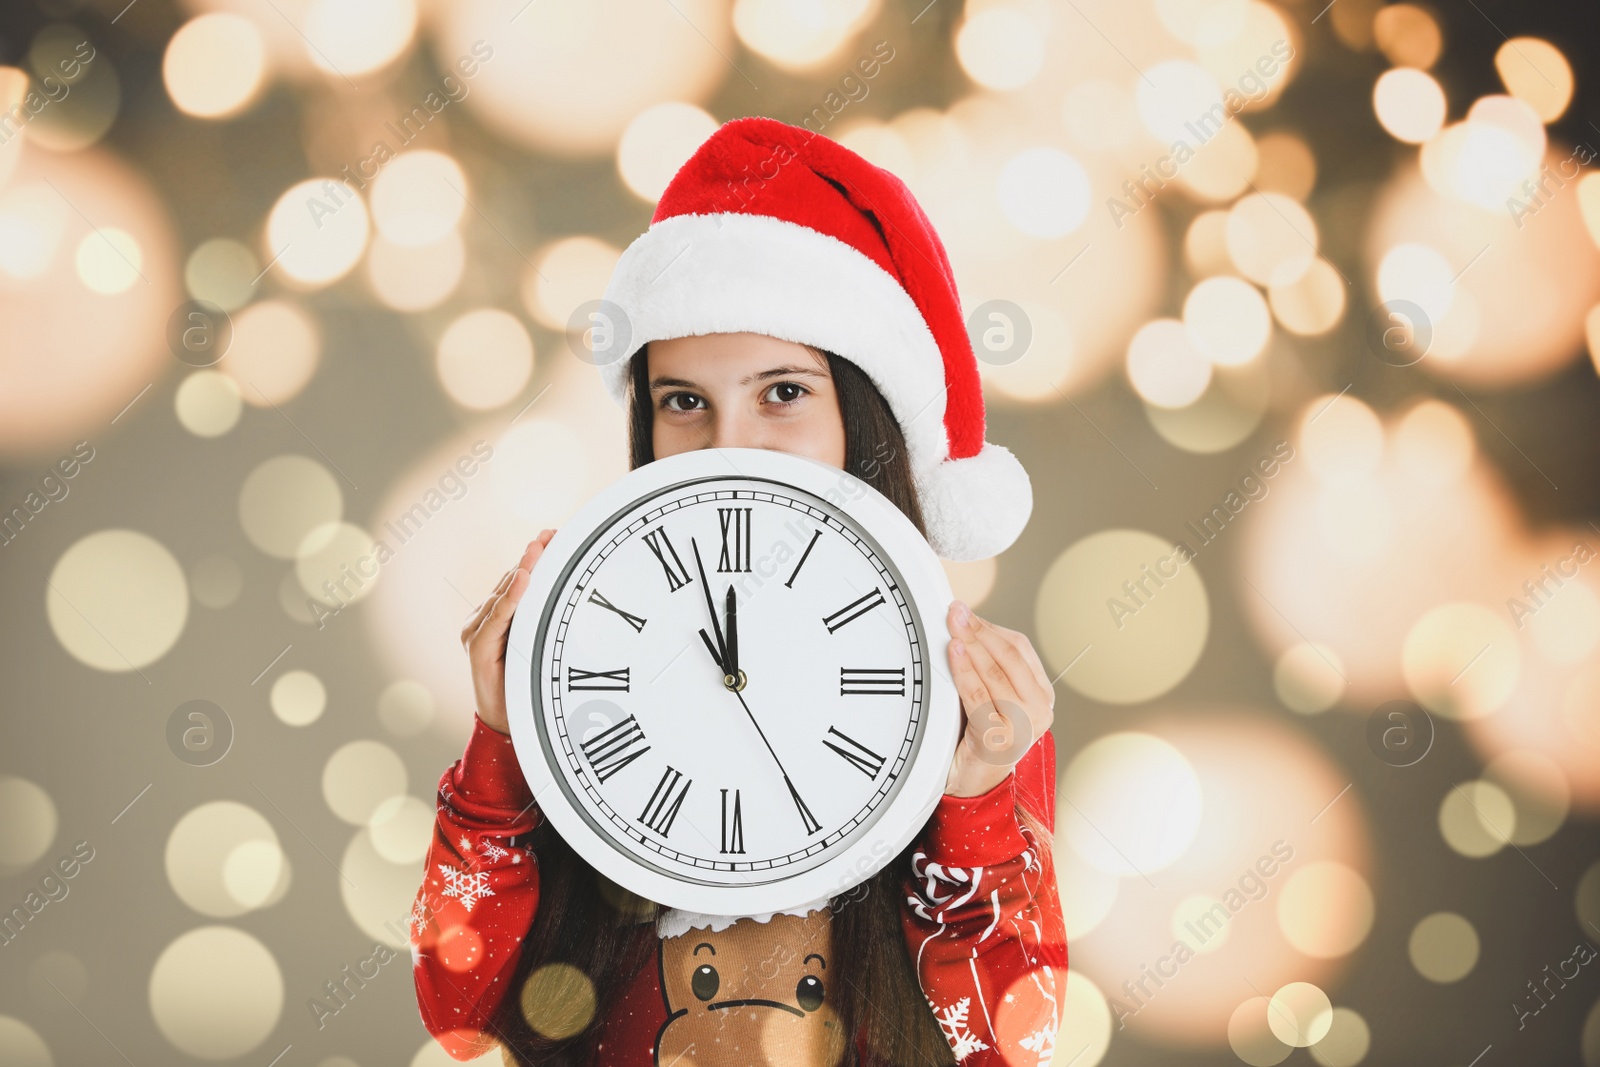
[238,454,343,560]
[0,1016,52,1067]
[1268,982,1333,1047]
[520,962,598,1040]
[323,740,409,825]
[270,669,327,726]
[222,300,321,406]
[1273,642,1347,714]
[1059,732,1202,876]
[1276,861,1375,958]
[175,370,242,437]
[340,828,423,950]
[1035,530,1209,705]
[165,800,289,918]
[1228,996,1292,1066]
[189,553,242,609]
[1309,1007,1370,1067]
[46,529,189,671]
[1438,780,1515,858]
[148,925,284,1059]
[1408,911,1479,983]
[0,776,57,877]
[369,795,436,865]
[163,13,266,119]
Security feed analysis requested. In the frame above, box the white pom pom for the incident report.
[916,443,1033,562]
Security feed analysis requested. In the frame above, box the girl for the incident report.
[409,117,1067,1067]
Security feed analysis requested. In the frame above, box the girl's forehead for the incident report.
[648,334,833,384]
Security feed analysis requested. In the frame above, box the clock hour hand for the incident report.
[723,586,741,689]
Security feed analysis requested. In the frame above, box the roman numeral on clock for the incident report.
[824,727,887,780]
[643,526,692,592]
[718,507,753,572]
[840,667,906,695]
[720,788,745,854]
[822,587,886,633]
[567,667,630,691]
[785,775,822,835]
[785,529,822,588]
[580,715,650,783]
[587,588,647,632]
[639,766,690,837]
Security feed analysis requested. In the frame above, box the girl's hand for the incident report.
[462,530,556,735]
[943,600,1055,798]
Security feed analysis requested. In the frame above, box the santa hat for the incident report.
[596,115,1032,562]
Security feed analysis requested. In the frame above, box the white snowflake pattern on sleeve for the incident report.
[437,862,495,912]
[929,995,991,1060]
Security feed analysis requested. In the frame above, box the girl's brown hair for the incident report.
[492,344,1046,1066]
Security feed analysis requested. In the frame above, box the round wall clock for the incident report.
[504,447,960,915]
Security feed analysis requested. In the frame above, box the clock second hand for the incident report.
[726,681,821,836]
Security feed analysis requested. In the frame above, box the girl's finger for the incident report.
[959,624,1023,707]
[466,537,547,650]
[988,618,1051,691]
[462,567,516,646]
[969,615,1049,707]
[948,636,993,719]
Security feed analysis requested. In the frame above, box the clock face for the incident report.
[506,448,958,914]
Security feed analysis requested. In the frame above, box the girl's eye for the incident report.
[763,382,807,405]
[662,393,705,413]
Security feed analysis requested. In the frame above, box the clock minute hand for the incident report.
[697,628,724,674]
[689,537,732,685]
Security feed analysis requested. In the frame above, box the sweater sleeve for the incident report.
[410,718,543,1061]
[900,732,1068,1065]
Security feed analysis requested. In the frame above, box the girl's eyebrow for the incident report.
[649,365,829,391]
[739,365,829,386]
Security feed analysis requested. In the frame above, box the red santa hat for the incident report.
[596,115,1032,562]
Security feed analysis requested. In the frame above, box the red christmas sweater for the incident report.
[408,718,1067,1065]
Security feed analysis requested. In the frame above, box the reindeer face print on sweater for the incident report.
[654,909,848,1067]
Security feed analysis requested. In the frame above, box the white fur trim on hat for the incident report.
[598,212,950,477]
[655,895,834,940]
[599,211,1034,561]
[917,442,1033,562]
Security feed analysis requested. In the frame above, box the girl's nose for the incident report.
[707,412,759,451]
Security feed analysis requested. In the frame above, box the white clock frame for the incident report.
[504,447,960,915]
